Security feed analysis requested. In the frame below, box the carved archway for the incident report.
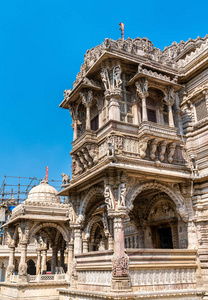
[85,215,103,236]
[126,182,188,221]
[79,187,104,217]
[29,222,70,244]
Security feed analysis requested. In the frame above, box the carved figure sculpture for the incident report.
[63,89,72,100]
[107,142,117,162]
[104,185,115,210]
[113,65,122,89]
[138,137,149,158]
[118,183,127,207]
[100,68,110,91]
[61,173,70,186]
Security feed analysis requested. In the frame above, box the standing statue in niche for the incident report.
[104,185,115,210]
[113,65,122,89]
[100,68,110,91]
[118,183,127,207]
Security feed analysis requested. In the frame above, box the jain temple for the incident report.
[1,34,208,299]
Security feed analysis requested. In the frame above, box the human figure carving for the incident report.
[118,183,126,207]
[113,65,122,89]
[100,68,110,91]
[104,185,115,209]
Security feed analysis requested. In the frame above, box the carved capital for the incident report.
[164,86,175,106]
[135,78,148,99]
[80,90,93,108]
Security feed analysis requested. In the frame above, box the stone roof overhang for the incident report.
[58,160,192,196]
[3,214,69,227]
[127,71,183,92]
[59,50,179,109]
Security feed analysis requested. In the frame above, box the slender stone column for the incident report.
[82,239,88,253]
[6,247,15,280]
[18,243,28,282]
[86,106,91,130]
[60,248,65,269]
[73,120,78,141]
[135,79,148,122]
[67,242,73,276]
[108,235,114,251]
[36,249,41,275]
[41,249,47,274]
[51,246,58,274]
[168,104,175,127]
[141,94,148,121]
[73,226,82,255]
[133,99,139,125]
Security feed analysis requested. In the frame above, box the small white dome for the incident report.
[25,178,60,203]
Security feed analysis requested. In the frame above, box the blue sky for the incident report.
[0,0,207,190]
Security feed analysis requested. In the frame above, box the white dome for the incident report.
[25,178,60,203]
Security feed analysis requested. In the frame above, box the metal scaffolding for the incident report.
[0,175,62,205]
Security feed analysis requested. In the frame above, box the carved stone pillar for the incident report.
[67,242,73,276]
[170,222,179,248]
[51,246,58,274]
[41,249,47,274]
[82,239,88,253]
[36,249,41,275]
[108,235,114,250]
[18,243,28,282]
[135,79,148,122]
[168,103,175,127]
[133,99,139,125]
[86,106,91,130]
[108,97,120,121]
[73,120,78,141]
[109,211,131,292]
[6,247,15,280]
[60,248,65,269]
[73,225,82,255]
[141,94,148,121]
[80,90,93,130]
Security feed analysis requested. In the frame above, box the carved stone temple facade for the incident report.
[1,35,208,299]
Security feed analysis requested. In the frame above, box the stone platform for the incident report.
[1,282,68,300]
[58,288,205,300]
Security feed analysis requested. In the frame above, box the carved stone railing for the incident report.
[75,250,113,289]
[127,249,197,292]
[10,274,19,282]
[73,249,197,293]
[138,121,179,140]
[26,273,67,283]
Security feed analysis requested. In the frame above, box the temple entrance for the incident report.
[27,259,36,275]
[158,227,173,249]
[128,189,187,249]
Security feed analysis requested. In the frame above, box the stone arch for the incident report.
[144,193,177,221]
[79,187,104,217]
[29,222,70,244]
[85,215,103,236]
[27,259,36,275]
[126,182,188,221]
